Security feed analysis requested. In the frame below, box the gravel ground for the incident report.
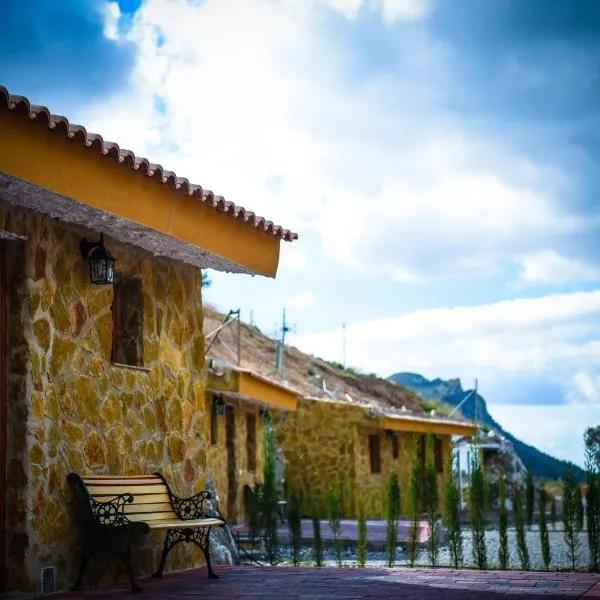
[273,526,591,571]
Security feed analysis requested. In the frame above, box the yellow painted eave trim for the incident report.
[0,111,281,277]
[238,371,298,412]
[383,417,478,437]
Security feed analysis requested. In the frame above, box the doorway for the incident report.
[225,405,237,521]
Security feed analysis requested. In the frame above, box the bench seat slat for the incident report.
[85,484,167,496]
[127,511,179,523]
[147,518,225,530]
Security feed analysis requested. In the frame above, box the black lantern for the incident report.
[80,233,116,285]
[213,393,226,415]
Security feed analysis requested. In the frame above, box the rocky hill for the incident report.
[203,307,469,422]
[389,372,585,482]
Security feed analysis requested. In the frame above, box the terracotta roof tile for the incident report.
[0,86,298,242]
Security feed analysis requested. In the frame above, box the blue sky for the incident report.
[2,0,600,467]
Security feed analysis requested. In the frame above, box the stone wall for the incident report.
[0,201,209,593]
[276,399,452,518]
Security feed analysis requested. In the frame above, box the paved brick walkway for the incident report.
[50,566,600,599]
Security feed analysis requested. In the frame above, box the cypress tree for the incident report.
[261,413,279,565]
[539,489,551,571]
[550,494,557,531]
[424,435,441,567]
[525,470,535,530]
[563,464,580,571]
[287,492,302,566]
[513,484,530,571]
[585,429,600,572]
[498,476,509,570]
[407,435,422,568]
[328,487,343,567]
[385,473,401,567]
[469,452,487,569]
[443,450,463,569]
[311,501,324,567]
[575,485,584,532]
[357,502,368,567]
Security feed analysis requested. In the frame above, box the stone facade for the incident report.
[1,201,210,593]
[276,399,451,518]
[205,390,265,525]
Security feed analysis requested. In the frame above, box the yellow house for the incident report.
[204,360,300,524]
[0,86,297,594]
[276,397,477,517]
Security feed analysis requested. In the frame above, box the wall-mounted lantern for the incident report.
[80,233,116,285]
[260,408,272,424]
[213,393,226,415]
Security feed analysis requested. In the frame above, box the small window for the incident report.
[112,277,144,366]
[434,436,444,473]
[391,433,399,459]
[369,434,381,474]
[246,413,257,472]
[210,396,219,446]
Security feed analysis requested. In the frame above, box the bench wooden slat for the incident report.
[124,502,174,514]
[83,477,162,485]
[127,511,178,523]
[85,484,167,496]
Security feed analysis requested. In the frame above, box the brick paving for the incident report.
[49,566,600,599]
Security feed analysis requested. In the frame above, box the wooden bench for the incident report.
[67,472,226,593]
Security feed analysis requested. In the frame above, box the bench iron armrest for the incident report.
[90,494,135,527]
[171,491,213,521]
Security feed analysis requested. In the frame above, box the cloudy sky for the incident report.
[2,0,600,466]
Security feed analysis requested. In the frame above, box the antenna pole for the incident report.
[473,378,478,425]
[237,308,241,366]
[342,323,347,368]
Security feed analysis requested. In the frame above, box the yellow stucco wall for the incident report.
[276,399,452,518]
[1,201,209,593]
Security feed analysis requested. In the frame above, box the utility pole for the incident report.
[473,377,479,425]
[342,323,347,368]
[276,307,295,377]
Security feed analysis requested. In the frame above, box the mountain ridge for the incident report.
[389,371,585,482]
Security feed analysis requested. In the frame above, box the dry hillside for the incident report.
[203,307,452,419]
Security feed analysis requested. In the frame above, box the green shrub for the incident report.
[443,451,463,569]
[513,484,530,570]
[385,473,401,567]
[498,476,509,570]
[357,503,368,568]
[468,453,487,569]
[328,487,343,567]
[539,489,551,571]
[563,464,580,570]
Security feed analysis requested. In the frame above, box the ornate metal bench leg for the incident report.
[70,549,88,591]
[204,533,219,580]
[152,531,173,578]
[124,544,143,593]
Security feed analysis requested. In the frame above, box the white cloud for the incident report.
[101,1,121,40]
[518,250,600,285]
[75,0,597,287]
[570,372,600,405]
[292,289,600,394]
[378,0,431,23]
[286,292,317,310]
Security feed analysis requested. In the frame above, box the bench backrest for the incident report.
[71,473,179,524]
